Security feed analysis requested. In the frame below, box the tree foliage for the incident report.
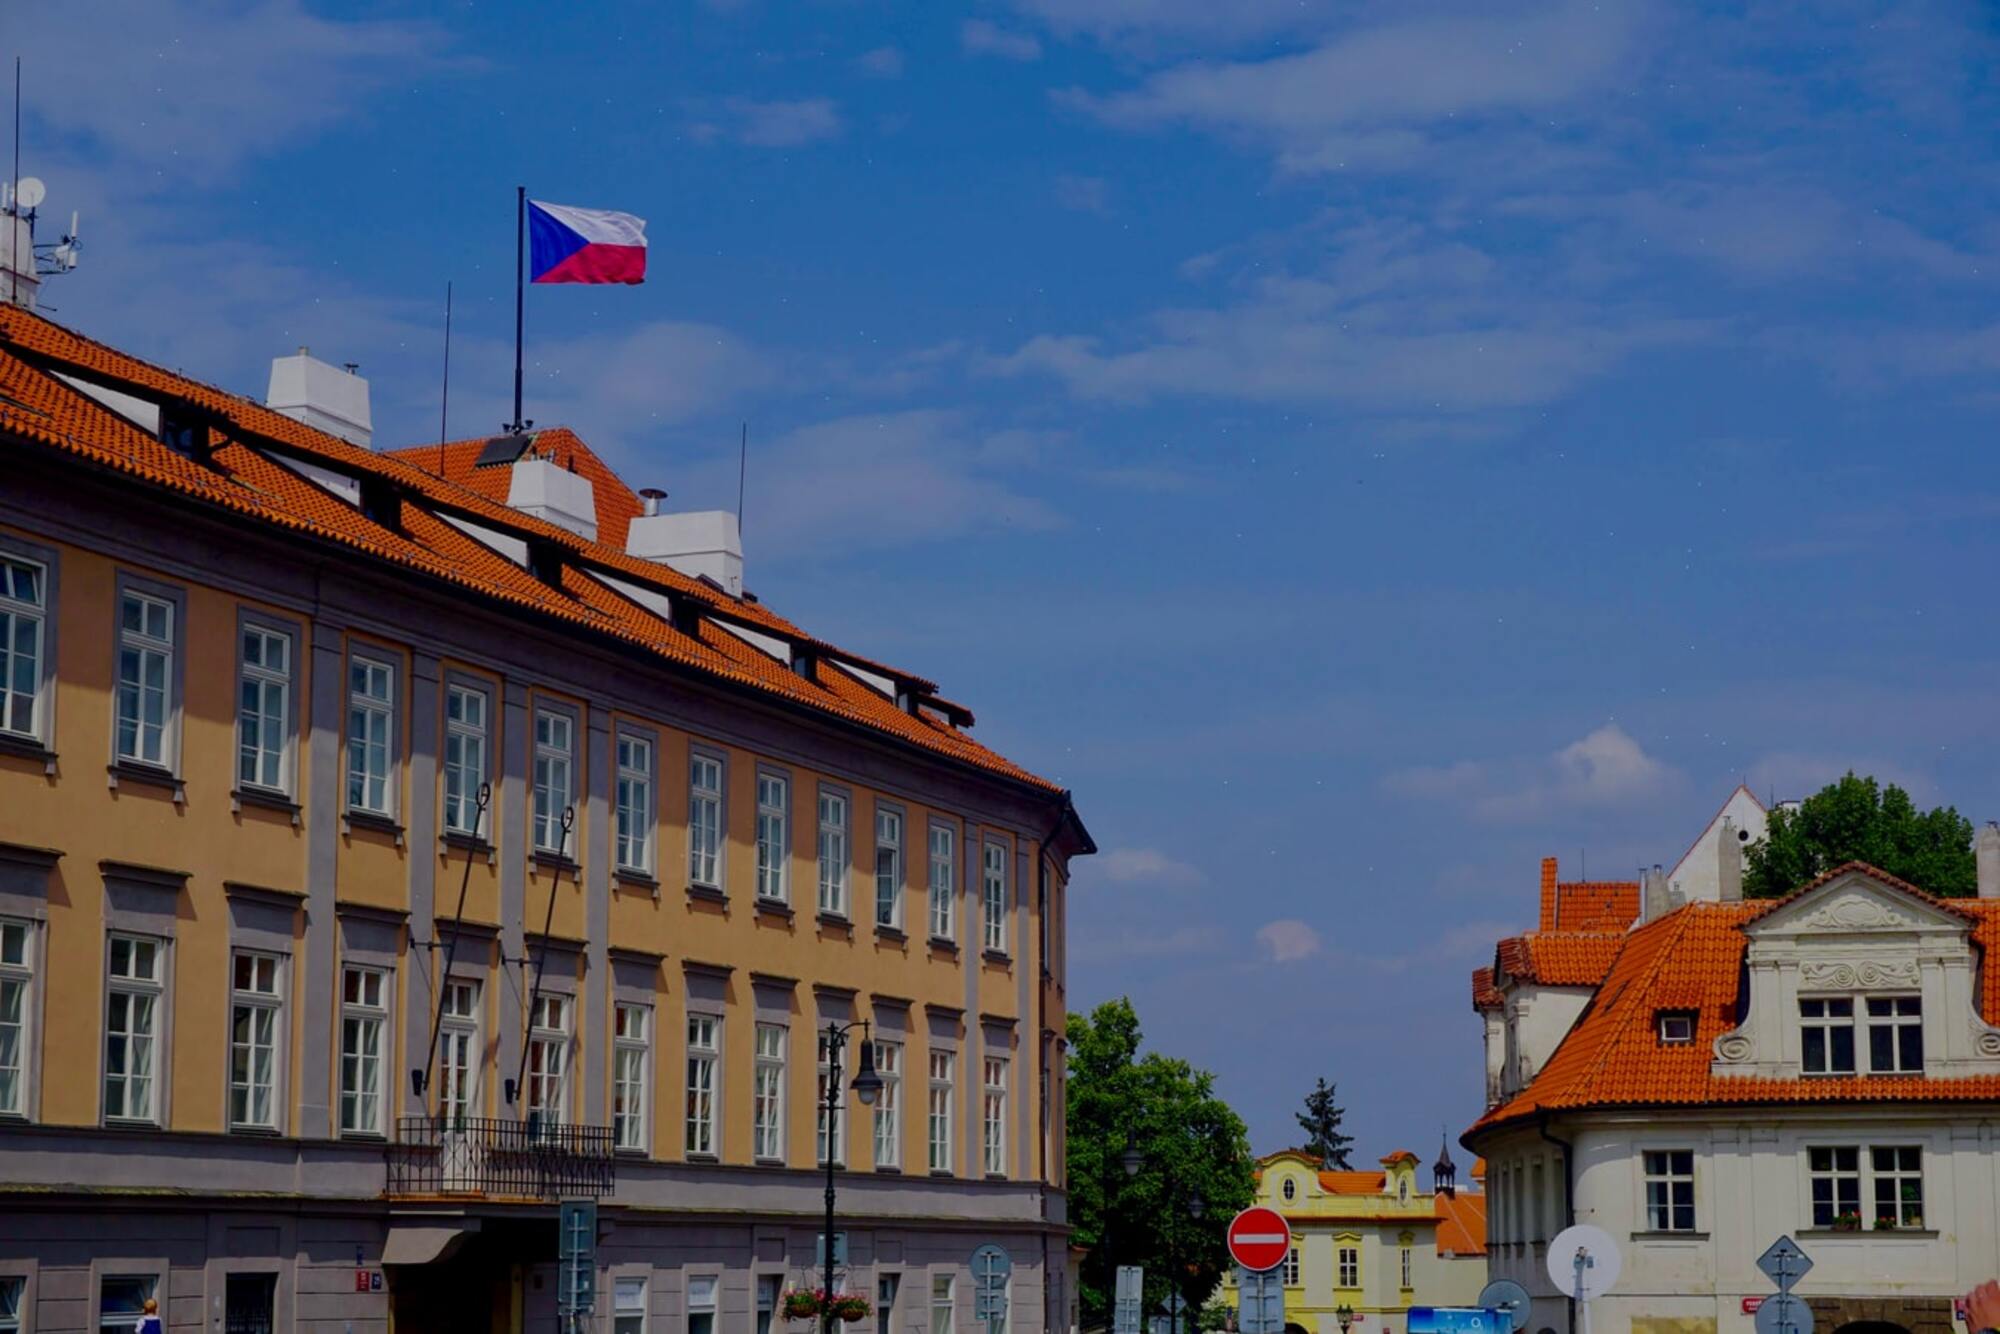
[1744,772,1976,898]
[1067,998,1256,1333]
[1293,1077,1353,1169]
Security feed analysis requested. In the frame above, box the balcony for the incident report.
[386,1116,616,1201]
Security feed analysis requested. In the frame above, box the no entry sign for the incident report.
[1227,1206,1291,1272]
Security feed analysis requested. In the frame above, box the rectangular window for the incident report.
[100,1274,159,1334]
[339,965,387,1135]
[687,1276,717,1334]
[929,825,956,941]
[982,842,1008,954]
[876,808,903,930]
[1401,1244,1412,1289]
[615,1278,647,1334]
[1872,1146,1924,1226]
[756,1276,782,1334]
[930,1275,953,1334]
[614,1002,651,1151]
[877,1273,900,1334]
[928,1049,955,1172]
[345,654,394,815]
[1801,998,1856,1075]
[1642,1149,1695,1231]
[1809,1146,1862,1228]
[982,1055,1008,1176]
[685,1013,718,1156]
[757,773,789,903]
[1283,1247,1300,1287]
[229,950,282,1131]
[533,709,574,853]
[754,1022,787,1161]
[818,1030,846,1166]
[1657,1011,1695,1045]
[818,789,849,916]
[616,733,655,874]
[116,590,173,766]
[1337,1246,1358,1289]
[689,753,723,888]
[0,1274,22,1334]
[873,1040,902,1169]
[527,994,571,1125]
[0,556,41,742]
[443,684,489,837]
[1866,996,1923,1074]
[104,933,163,1123]
[225,1271,275,1334]
[236,625,291,792]
[438,979,480,1127]
[0,918,32,1117]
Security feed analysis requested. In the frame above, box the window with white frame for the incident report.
[756,1275,782,1334]
[686,1013,719,1155]
[345,655,394,815]
[982,1055,1008,1176]
[614,1278,647,1334]
[613,1002,651,1151]
[104,933,163,1123]
[876,808,903,929]
[818,1030,846,1166]
[1866,996,1923,1074]
[873,1039,902,1169]
[236,625,291,792]
[339,965,387,1135]
[438,979,480,1126]
[527,994,571,1124]
[1643,1149,1695,1231]
[928,1049,955,1172]
[533,709,574,854]
[442,684,488,838]
[1872,1145,1924,1227]
[982,842,1008,953]
[689,753,722,888]
[1808,1146,1861,1228]
[229,951,282,1130]
[99,1275,159,1334]
[116,590,174,766]
[929,825,956,941]
[615,733,655,874]
[756,773,789,902]
[0,918,31,1117]
[1283,1247,1300,1286]
[877,1273,900,1334]
[1400,1241,1413,1289]
[687,1275,717,1334]
[1337,1245,1358,1289]
[818,789,849,916]
[0,1274,22,1334]
[0,555,45,742]
[930,1274,953,1334]
[1800,998,1857,1075]
[753,1022,786,1161]
[1657,1011,1695,1045]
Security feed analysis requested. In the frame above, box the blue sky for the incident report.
[18,0,2000,1159]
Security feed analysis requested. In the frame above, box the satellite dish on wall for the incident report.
[13,178,45,210]
[1547,1224,1621,1301]
[1478,1279,1533,1333]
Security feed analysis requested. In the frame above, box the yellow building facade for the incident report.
[0,304,1090,1334]
[1223,1151,1488,1334]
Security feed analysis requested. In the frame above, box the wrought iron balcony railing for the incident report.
[386,1116,616,1200]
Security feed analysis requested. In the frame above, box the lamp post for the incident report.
[1335,1304,1355,1334]
[819,1020,882,1334]
[1105,1135,1144,1333]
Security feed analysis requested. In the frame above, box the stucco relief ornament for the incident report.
[1799,960,1920,989]
[1800,897,1914,930]
[1714,1032,1754,1064]
[1971,1015,2000,1058]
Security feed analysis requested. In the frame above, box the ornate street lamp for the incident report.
[820,1020,880,1334]
[1336,1304,1355,1334]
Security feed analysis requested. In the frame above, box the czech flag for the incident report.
[528,200,648,285]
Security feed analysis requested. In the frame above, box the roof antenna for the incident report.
[11,56,19,309]
[737,420,748,537]
[437,279,452,473]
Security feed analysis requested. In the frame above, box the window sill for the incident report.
[1630,1230,1709,1241]
[816,911,853,932]
[233,786,301,825]
[0,732,56,773]
[755,898,795,921]
[342,809,405,846]
[532,850,581,879]
[616,868,661,893]
[981,949,1012,966]
[108,761,183,802]
[103,1117,164,1130]
[339,1131,389,1143]
[687,883,727,904]
[615,1146,652,1159]
[685,1152,720,1164]
[875,924,908,944]
[928,936,960,956]
[230,1124,283,1137]
[929,1169,956,1179]
[1797,1228,1937,1239]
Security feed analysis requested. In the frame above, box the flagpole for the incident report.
[512,185,525,433]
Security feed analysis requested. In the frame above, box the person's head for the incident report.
[143,1299,158,1315]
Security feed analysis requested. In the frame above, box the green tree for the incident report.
[1067,998,1255,1334]
[1293,1077,1353,1169]
[1745,772,1976,898]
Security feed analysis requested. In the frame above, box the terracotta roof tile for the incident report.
[1472,966,1503,1010]
[1434,1190,1487,1257]
[1318,1170,1388,1194]
[1495,931,1626,987]
[1552,880,1641,932]
[388,429,644,549]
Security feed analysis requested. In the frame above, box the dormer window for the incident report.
[1657,1011,1696,1045]
[1801,998,1857,1075]
[1865,996,1923,1073]
[1281,1176,1296,1202]
[159,407,204,459]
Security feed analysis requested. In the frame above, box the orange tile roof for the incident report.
[1318,1170,1388,1194]
[1472,966,1503,1010]
[1469,864,2000,1139]
[0,305,1059,795]
[1494,931,1626,987]
[1434,1190,1488,1257]
[1536,855,1640,932]
[387,428,644,549]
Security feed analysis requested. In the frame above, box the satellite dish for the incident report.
[1478,1279,1533,1332]
[1546,1224,1621,1301]
[14,178,45,210]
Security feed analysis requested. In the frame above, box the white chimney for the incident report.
[1717,816,1743,902]
[627,509,743,598]
[266,348,372,448]
[507,456,598,542]
[1979,823,2000,899]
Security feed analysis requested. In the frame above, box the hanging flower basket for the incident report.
[782,1290,872,1323]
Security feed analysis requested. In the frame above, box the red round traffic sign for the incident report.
[1227,1206,1291,1271]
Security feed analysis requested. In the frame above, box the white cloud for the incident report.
[704,98,844,148]
[1384,723,1681,824]
[1256,919,1322,964]
[525,321,775,445]
[856,46,905,79]
[962,19,1044,62]
[1094,847,1205,889]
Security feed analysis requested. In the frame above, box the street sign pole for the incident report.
[1754,1237,1815,1334]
